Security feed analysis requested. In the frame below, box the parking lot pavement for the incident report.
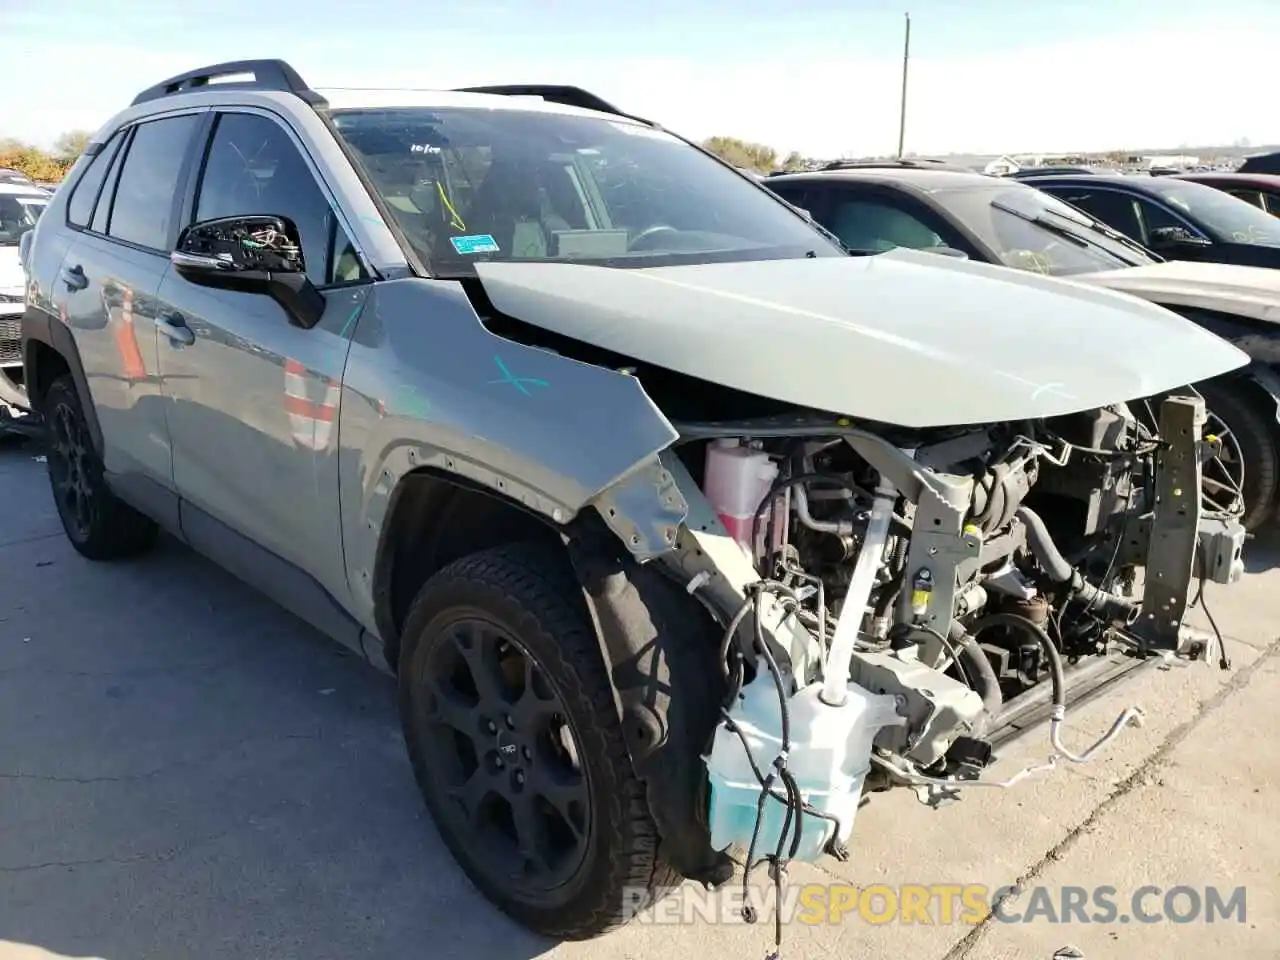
[1,433,1276,960]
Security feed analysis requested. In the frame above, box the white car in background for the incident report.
[0,177,51,429]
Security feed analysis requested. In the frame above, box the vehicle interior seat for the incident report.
[464,158,573,257]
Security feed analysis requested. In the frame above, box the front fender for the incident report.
[337,277,685,629]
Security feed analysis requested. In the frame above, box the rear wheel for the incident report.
[42,375,158,560]
[397,543,679,939]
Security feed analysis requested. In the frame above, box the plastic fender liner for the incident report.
[1243,360,1280,427]
[561,507,734,888]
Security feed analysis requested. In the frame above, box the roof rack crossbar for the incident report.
[451,84,653,125]
[130,59,327,107]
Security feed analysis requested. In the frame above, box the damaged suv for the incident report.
[20,60,1250,942]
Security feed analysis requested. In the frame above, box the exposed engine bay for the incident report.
[647,394,1246,929]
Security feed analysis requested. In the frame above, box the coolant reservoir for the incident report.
[703,441,778,553]
[704,677,904,862]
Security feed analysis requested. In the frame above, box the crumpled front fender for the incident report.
[339,277,687,633]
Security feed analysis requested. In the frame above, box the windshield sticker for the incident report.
[451,234,499,255]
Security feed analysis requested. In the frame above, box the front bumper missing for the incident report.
[1133,395,1246,652]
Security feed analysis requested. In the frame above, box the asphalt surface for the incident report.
[1,432,1276,960]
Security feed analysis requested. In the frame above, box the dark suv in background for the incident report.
[1017,172,1280,269]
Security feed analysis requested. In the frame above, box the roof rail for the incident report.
[821,158,971,173]
[451,84,652,124]
[1005,166,1095,179]
[131,59,327,107]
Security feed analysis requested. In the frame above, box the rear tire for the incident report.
[397,543,680,939]
[1198,381,1278,530]
[42,375,158,560]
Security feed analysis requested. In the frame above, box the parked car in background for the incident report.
[0,178,51,429]
[766,163,1280,527]
[1238,152,1280,175]
[1014,172,1280,269]
[1170,171,1280,217]
[0,168,37,186]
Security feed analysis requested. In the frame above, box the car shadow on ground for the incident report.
[0,438,554,960]
[1244,524,1280,573]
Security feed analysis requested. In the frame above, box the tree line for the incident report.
[0,131,93,183]
[700,136,811,173]
[2,129,806,184]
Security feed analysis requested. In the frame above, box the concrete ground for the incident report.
[0,433,1275,960]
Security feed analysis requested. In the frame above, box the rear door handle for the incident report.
[60,264,87,291]
[155,313,195,346]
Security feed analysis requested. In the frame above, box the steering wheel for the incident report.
[629,224,679,250]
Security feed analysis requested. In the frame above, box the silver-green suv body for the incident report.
[18,60,1251,942]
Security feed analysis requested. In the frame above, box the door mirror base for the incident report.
[171,214,325,329]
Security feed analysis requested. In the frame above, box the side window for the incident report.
[767,183,818,221]
[767,183,810,209]
[66,132,123,228]
[1266,194,1280,217]
[823,194,945,252]
[195,112,366,286]
[90,131,130,235]
[1052,190,1144,242]
[1134,197,1196,238]
[108,114,201,250]
[1227,189,1265,210]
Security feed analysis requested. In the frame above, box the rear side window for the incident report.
[91,133,130,235]
[66,133,123,228]
[107,114,200,250]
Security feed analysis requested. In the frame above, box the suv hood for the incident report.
[474,248,1248,428]
[1077,260,1280,324]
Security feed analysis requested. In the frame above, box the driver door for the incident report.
[154,109,369,606]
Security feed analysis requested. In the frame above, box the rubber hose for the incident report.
[948,620,1004,719]
[972,611,1065,710]
[1015,506,1140,624]
[1015,506,1074,582]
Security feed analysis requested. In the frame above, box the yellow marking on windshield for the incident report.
[437,181,466,232]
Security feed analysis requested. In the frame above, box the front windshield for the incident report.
[1145,178,1280,247]
[0,194,47,246]
[942,186,1153,276]
[328,106,843,275]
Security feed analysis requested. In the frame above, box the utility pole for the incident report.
[896,12,911,158]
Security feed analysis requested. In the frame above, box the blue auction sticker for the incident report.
[450,234,500,255]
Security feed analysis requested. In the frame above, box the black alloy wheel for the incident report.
[414,614,592,892]
[41,375,157,560]
[398,544,679,939]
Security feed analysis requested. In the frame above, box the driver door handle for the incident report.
[155,313,195,346]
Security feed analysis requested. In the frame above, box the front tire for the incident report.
[42,375,158,560]
[397,543,679,939]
